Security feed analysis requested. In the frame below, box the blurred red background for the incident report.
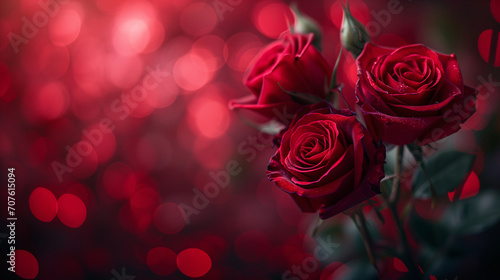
[1,0,499,279]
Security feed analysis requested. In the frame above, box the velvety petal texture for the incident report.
[267,102,386,219]
[229,33,332,125]
[355,43,477,145]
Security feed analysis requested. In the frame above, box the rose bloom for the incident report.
[230,33,331,125]
[356,43,477,145]
[267,102,386,219]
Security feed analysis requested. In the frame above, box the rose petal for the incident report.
[319,144,385,219]
[379,45,443,77]
[290,145,354,188]
[359,104,442,145]
[437,53,463,89]
[230,97,302,125]
[244,43,285,95]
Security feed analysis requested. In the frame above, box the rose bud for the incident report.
[267,101,386,219]
[355,43,477,146]
[291,4,322,50]
[340,1,370,58]
[229,33,331,128]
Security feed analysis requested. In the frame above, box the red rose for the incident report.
[267,102,386,219]
[356,43,477,145]
[230,33,331,125]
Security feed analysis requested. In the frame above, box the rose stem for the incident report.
[354,209,379,274]
[389,145,404,203]
[388,145,422,279]
[311,217,324,238]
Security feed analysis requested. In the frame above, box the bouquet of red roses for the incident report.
[231,2,499,279]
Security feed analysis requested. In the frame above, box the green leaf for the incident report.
[410,192,500,276]
[236,113,285,135]
[314,223,345,261]
[380,179,392,201]
[329,47,343,91]
[407,143,438,206]
[311,218,324,238]
[341,260,377,280]
[406,143,423,164]
[443,190,500,236]
[277,82,323,105]
[424,255,461,279]
[409,211,449,248]
[410,190,500,250]
[383,146,398,175]
[412,151,476,199]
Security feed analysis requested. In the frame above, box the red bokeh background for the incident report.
[1,0,499,279]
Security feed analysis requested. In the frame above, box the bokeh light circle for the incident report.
[105,54,143,89]
[177,248,212,278]
[478,29,500,67]
[252,2,293,39]
[198,235,229,262]
[48,7,82,46]
[145,75,179,109]
[153,202,185,235]
[478,29,493,65]
[193,35,227,71]
[130,187,160,220]
[57,194,87,228]
[36,83,69,120]
[393,257,409,272]
[112,2,158,56]
[102,162,137,200]
[14,250,39,279]
[142,19,165,53]
[180,2,218,36]
[69,141,99,179]
[71,38,106,96]
[23,82,69,122]
[491,0,500,24]
[29,187,58,222]
[147,247,177,276]
[173,53,211,91]
[128,96,156,119]
[224,32,263,72]
[188,97,230,138]
[67,183,94,208]
[38,44,70,79]
[82,123,116,164]
[113,19,150,55]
